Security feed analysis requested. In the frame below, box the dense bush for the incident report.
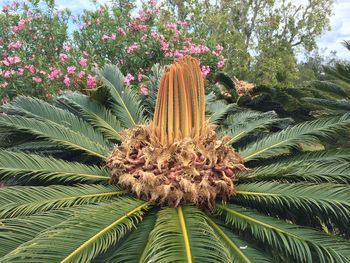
[0,0,225,102]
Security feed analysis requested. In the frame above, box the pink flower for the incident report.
[7,56,21,64]
[67,66,76,74]
[32,76,42,83]
[201,65,210,77]
[59,53,68,62]
[111,33,116,40]
[217,57,225,68]
[166,23,177,30]
[137,70,143,81]
[174,49,183,59]
[136,10,147,22]
[215,44,224,53]
[124,73,134,86]
[140,84,148,95]
[4,71,11,78]
[149,0,156,6]
[48,69,61,80]
[16,68,24,75]
[77,71,85,79]
[101,34,109,41]
[18,19,26,28]
[2,5,10,12]
[79,57,87,67]
[63,75,71,86]
[8,40,22,49]
[11,1,18,7]
[160,39,168,51]
[126,43,139,54]
[86,74,96,88]
[117,27,126,35]
[25,64,36,73]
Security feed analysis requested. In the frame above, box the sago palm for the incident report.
[0,56,349,263]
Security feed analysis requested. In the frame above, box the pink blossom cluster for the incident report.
[124,73,134,86]
[126,43,140,54]
[8,40,22,49]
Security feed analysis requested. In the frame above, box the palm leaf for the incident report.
[1,198,149,263]
[0,150,110,184]
[57,92,122,141]
[206,100,234,124]
[205,216,273,263]
[95,64,145,128]
[237,158,350,183]
[2,96,110,148]
[0,184,123,218]
[0,210,72,257]
[239,113,350,161]
[235,182,350,231]
[143,206,232,263]
[100,212,157,263]
[224,110,289,145]
[0,115,109,159]
[216,204,350,263]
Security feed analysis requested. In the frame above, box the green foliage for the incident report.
[0,67,349,262]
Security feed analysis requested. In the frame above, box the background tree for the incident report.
[162,0,334,86]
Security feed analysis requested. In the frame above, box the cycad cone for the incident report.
[107,56,246,209]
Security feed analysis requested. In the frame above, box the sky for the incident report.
[2,0,350,60]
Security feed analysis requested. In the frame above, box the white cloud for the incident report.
[316,0,350,60]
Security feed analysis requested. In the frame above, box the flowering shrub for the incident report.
[0,0,225,103]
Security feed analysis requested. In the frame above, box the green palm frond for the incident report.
[304,81,349,99]
[235,182,350,231]
[239,113,350,161]
[99,213,157,263]
[2,96,110,148]
[238,158,350,183]
[57,92,122,141]
[1,198,149,263]
[143,206,232,263]
[206,99,234,124]
[206,217,273,263]
[0,210,72,257]
[0,184,122,218]
[0,150,110,184]
[216,204,350,263]
[224,110,290,145]
[0,115,109,159]
[302,97,350,112]
[95,64,145,128]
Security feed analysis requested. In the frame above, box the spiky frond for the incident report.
[2,96,110,148]
[143,206,232,263]
[0,115,109,159]
[0,198,149,263]
[95,64,145,128]
[0,150,110,184]
[238,156,350,184]
[0,184,122,218]
[224,110,290,145]
[239,113,350,161]
[234,182,350,231]
[57,92,122,141]
[216,204,350,263]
